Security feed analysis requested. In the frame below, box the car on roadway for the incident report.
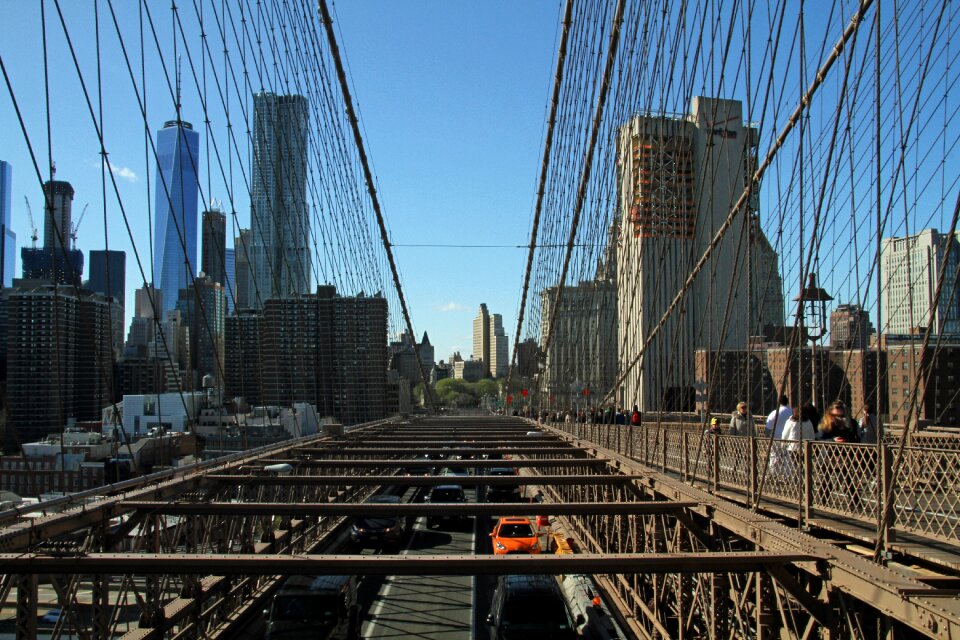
[349,495,408,547]
[265,574,359,640]
[490,517,540,555]
[40,609,62,624]
[486,574,582,639]
[484,467,522,503]
[424,484,468,529]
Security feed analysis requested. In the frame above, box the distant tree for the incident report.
[475,378,500,397]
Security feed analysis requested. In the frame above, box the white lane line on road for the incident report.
[470,505,479,640]
[364,515,423,638]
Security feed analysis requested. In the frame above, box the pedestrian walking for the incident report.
[858,403,879,444]
[765,395,792,438]
[729,401,752,436]
[816,401,862,511]
[705,417,722,435]
[816,401,859,443]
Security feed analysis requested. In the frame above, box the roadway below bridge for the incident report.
[358,485,485,640]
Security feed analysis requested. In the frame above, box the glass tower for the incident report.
[0,160,16,287]
[248,92,310,307]
[153,119,200,315]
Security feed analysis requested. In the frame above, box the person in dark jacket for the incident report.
[816,401,862,510]
[816,401,860,442]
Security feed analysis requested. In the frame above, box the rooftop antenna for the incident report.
[175,55,182,119]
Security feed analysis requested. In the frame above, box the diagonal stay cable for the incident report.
[600,0,876,408]
[538,0,627,377]
[316,0,436,411]
[506,0,574,395]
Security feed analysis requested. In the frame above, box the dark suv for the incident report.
[486,574,581,640]
[265,574,359,639]
[350,495,408,547]
[484,467,522,503]
[424,484,467,529]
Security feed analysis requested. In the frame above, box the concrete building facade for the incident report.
[617,97,763,412]
[473,304,491,377]
[881,229,960,335]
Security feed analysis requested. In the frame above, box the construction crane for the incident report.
[23,196,38,247]
[71,203,89,244]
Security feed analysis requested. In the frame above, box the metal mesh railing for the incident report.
[547,418,960,547]
[893,447,960,541]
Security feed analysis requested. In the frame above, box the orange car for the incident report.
[490,517,541,555]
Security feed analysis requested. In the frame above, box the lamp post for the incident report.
[794,273,833,411]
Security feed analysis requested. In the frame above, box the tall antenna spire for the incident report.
[176,54,182,117]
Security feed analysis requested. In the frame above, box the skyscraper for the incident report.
[6,284,113,446]
[224,247,236,315]
[0,160,16,288]
[20,179,84,286]
[880,228,960,335]
[473,303,491,377]
[617,97,757,412]
[176,275,226,386]
[201,204,227,286]
[88,250,126,306]
[489,313,508,378]
[153,116,200,315]
[541,281,617,403]
[248,92,310,306]
[226,286,387,424]
[830,303,874,349]
[87,249,126,355]
[234,229,251,310]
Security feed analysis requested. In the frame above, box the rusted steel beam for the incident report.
[256,458,610,468]
[344,436,573,449]
[297,447,580,455]
[119,500,698,517]
[0,552,815,575]
[207,474,640,486]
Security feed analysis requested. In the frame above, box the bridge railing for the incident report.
[553,420,960,547]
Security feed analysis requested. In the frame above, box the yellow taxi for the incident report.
[490,517,541,555]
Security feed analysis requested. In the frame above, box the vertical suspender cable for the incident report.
[602,0,876,408]
[538,0,627,376]
[316,0,437,411]
[506,0,575,395]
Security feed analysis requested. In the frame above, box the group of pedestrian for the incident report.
[756,395,878,445]
[539,405,644,426]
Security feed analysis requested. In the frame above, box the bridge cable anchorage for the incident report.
[317,0,437,412]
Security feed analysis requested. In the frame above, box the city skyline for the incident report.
[0,3,956,377]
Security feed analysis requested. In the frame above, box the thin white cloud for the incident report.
[435,302,466,312]
[105,161,138,183]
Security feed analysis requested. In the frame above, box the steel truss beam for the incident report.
[0,552,814,575]
[255,458,609,468]
[547,426,960,639]
[339,439,571,446]
[295,447,582,456]
[207,473,641,486]
[119,500,698,517]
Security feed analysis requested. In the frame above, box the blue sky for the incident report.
[0,1,562,360]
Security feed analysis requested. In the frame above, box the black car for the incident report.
[486,574,582,640]
[424,484,467,529]
[265,574,359,640]
[484,467,522,503]
[350,495,408,546]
